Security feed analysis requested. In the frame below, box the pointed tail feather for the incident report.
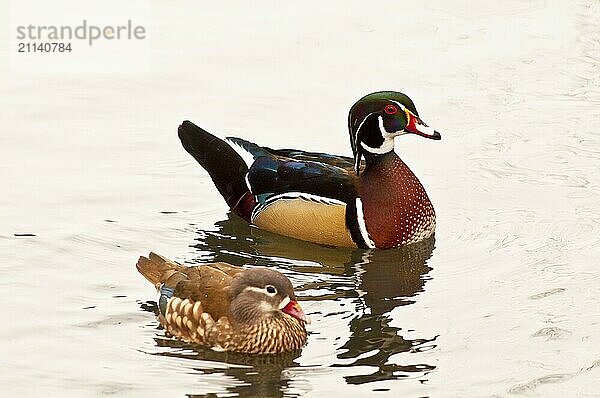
[178,121,254,220]
[136,252,187,289]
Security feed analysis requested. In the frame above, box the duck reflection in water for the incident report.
[150,336,302,397]
[143,212,436,394]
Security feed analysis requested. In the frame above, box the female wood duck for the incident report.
[137,252,309,354]
[178,91,441,249]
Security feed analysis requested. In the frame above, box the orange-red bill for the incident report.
[404,110,441,140]
[282,300,311,324]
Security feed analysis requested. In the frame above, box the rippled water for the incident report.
[2,0,599,397]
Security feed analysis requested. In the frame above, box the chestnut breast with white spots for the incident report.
[359,155,435,248]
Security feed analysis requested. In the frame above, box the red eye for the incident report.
[384,104,398,115]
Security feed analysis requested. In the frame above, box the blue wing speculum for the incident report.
[158,285,175,316]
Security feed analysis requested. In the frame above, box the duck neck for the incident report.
[362,149,398,171]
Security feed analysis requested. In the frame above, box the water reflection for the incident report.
[336,315,436,384]
[144,212,436,395]
[154,337,302,398]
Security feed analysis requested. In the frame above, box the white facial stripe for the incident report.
[388,99,407,112]
[353,111,377,157]
[354,111,377,139]
[378,114,389,136]
[378,115,406,140]
[278,295,291,310]
[355,198,375,248]
[243,286,268,295]
[360,115,395,154]
[243,285,280,299]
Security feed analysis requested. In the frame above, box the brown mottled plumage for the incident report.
[136,253,308,354]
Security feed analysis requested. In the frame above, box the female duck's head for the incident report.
[348,91,441,175]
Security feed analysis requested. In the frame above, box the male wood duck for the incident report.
[178,91,441,249]
[137,252,309,354]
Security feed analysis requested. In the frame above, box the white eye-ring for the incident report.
[265,285,277,296]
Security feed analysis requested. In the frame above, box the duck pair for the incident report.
[138,91,442,354]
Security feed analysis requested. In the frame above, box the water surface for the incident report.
[2,0,599,396]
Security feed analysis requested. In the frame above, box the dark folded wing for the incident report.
[247,154,359,204]
[268,148,356,171]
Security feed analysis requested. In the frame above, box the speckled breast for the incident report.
[359,156,436,248]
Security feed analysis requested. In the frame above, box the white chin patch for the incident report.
[359,115,398,154]
[361,138,395,154]
[278,296,291,310]
[259,301,273,312]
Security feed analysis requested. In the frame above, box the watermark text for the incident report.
[16,20,146,46]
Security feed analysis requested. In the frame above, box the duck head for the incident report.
[348,91,441,175]
[230,268,311,325]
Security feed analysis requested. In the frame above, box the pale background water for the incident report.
[1,0,599,397]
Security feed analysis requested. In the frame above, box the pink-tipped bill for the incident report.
[282,300,311,324]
